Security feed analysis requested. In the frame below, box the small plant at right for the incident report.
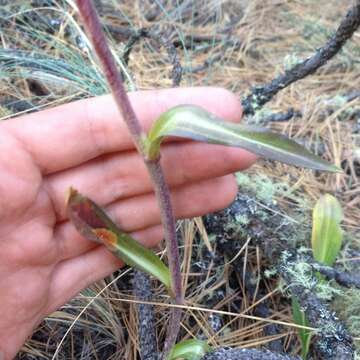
[292,194,343,359]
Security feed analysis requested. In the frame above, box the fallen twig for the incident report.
[133,270,159,360]
[247,109,302,125]
[312,263,360,289]
[204,192,356,359]
[262,109,302,123]
[201,347,299,360]
[242,1,360,115]
[279,251,354,360]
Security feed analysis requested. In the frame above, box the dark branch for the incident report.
[312,263,360,289]
[249,108,302,125]
[133,270,158,360]
[201,348,299,360]
[204,193,356,359]
[278,251,355,360]
[104,24,255,76]
[346,90,360,102]
[263,109,302,123]
[105,24,242,50]
[242,1,360,115]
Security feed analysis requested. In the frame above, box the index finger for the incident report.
[1,87,242,174]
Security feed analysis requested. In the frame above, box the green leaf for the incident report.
[146,105,339,172]
[311,194,343,266]
[166,339,211,360]
[66,188,171,292]
[292,298,312,359]
[292,194,343,358]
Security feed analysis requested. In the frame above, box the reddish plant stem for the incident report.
[76,0,145,152]
[146,160,183,356]
[75,0,183,355]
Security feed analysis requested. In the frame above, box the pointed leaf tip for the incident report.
[147,105,339,172]
[65,186,78,206]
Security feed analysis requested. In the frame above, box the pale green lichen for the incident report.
[283,53,302,71]
[264,267,277,278]
[283,259,341,300]
[249,107,273,125]
[235,172,310,209]
[234,214,250,226]
[285,261,316,289]
[235,172,311,247]
[316,281,342,300]
[325,94,348,108]
[236,173,280,204]
[319,94,358,120]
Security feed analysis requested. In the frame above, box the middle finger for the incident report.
[44,141,256,221]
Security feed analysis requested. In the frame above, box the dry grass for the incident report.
[1,0,359,359]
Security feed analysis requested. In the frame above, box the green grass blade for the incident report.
[292,298,312,359]
[66,188,171,292]
[147,105,340,172]
[311,194,343,266]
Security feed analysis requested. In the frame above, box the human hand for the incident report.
[0,87,256,359]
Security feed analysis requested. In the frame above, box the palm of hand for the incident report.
[0,130,59,355]
[0,88,255,359]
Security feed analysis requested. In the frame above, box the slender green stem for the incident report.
[75,0,183,356]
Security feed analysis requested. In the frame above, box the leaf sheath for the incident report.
[66,188,171,291]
